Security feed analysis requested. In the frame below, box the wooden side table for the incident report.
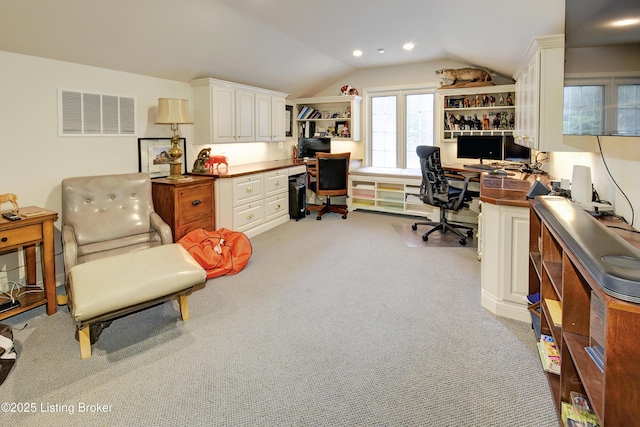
[151,176,215,242]
[0,206,58,320]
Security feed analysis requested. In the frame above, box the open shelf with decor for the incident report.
[436,84,515,143]
[294,95,362,142]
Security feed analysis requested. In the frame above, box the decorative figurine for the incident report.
[499,94,505,105]
[475,95,481,107]
[340,85,359,96]
[506,93,513,106]
[205,154,229,169]
[435,68,492,87]
[463,95,470,108]
[482,114,490,130]
[0,193,19,212]
[192,148,211,173]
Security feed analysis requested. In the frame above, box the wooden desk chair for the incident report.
[306,152,350,220]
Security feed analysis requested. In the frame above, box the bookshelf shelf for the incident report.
[436,84,515,143]
[294,95,362,142]
[529,196,640,426]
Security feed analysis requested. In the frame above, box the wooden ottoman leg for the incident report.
[78,326,92,360]
[179,295,190,321]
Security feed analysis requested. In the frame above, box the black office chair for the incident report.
[306,152,350,220]
[411,146,475,245]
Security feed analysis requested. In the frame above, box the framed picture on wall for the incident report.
[137,137,187,179]
[285,105,293,137]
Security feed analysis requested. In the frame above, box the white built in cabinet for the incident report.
[479,201,531,322]
[513,34,578,152]
[191,78,288,144]
[294,95,362,142]
[215,165,306,238]
[437,84,516,143]
[348,167,479,224]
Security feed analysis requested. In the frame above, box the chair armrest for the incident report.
[150,212,173,244]
[61,224,78,276]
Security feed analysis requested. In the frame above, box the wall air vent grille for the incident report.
[59,89,136,136]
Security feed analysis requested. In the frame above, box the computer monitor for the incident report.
[503,135,531,164]
[456,135,502,164]
[298,137,331,158]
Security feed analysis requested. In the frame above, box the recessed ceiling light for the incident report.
[377,48,385,54]
[403,42,415,51]
[612,18,640,27]
[353,50,363,57]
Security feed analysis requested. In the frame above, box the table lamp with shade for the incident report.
[155,98,193,180]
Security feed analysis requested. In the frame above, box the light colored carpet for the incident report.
[2,210,557,426]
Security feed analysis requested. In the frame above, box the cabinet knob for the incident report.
[276,204,281,209]
[275,180,281,185]
[246,187,253,193]
[192,200,201,206]
[246,213,254,220]
[1,237,7,243]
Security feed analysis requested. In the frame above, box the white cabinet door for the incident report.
[271,96,286,141]
[212,86,236,143]
[235,89,255,142]
[256,94,286,142]
[255,93,272,142]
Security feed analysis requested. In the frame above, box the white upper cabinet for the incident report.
[255,93,286,142]
[191,78,288,144]
[513,34,580,152]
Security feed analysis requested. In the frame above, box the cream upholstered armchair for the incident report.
[61,172,172,274]
[59,173,206,359]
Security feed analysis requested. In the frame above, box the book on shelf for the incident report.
[584,345,604,373]
[297,106,309,119]
[538,334,560,374]
[545,298,562,327]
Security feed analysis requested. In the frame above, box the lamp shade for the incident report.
[155,98,194,124]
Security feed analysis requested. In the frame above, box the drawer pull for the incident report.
[246,187,253,193]
[275,180,281,185]
[192,200,201,206]
[246,213,254,220]
[1,237,7,243]
[276,204,281,209]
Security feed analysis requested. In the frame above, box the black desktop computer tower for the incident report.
[289,175,306,221]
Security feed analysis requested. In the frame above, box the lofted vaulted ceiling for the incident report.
[0,0,564,98]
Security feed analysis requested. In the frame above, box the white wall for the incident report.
[549,136,640,227]
[0,51,296,289]
[311,60,515,162]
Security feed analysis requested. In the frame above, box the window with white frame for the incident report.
[563,85,604,135]
[618,84,640,135]
[368,86,436,169]
[563,78,640,136]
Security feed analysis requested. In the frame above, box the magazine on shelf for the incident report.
[539,334,560,374]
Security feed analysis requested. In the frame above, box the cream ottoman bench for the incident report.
[63,243,206,359]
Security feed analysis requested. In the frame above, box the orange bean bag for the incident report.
[177,228,252,279]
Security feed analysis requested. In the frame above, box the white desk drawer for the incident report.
[232,174,263,206]
[265,170,288,196]
[233,202,264,230]
[265,193,288,221]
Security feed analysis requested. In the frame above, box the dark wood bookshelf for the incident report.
[528,197,640,426]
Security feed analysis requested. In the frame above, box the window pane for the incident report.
[563,86,604,135]
[617,84,640,135]
[371,96,397,167]
[406,93,434,169]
